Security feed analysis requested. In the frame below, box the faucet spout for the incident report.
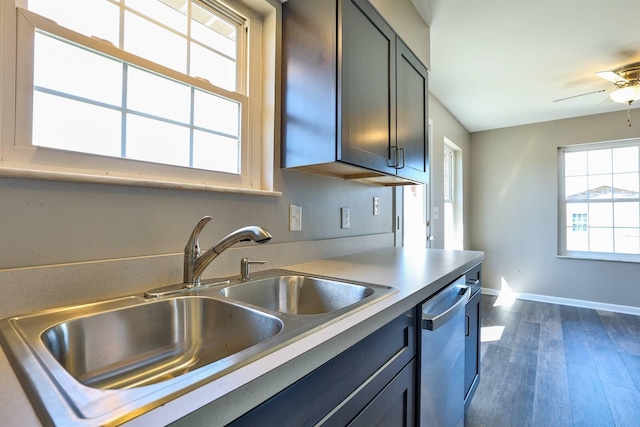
[183,217,272,286]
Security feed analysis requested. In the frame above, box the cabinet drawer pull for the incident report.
[465,314,470,337]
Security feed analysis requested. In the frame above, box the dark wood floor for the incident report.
[465,295,640,427]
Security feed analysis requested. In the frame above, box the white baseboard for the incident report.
[481,287,640,316]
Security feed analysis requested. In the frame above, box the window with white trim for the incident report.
[0,0,275,192]
[559,139,640,261]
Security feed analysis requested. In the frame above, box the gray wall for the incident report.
[470,111,640,307]
[429,94,472,249]
[0,171,393,269]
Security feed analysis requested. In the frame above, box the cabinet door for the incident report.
[464,289,481,410]
[339,0,396,175]
[396,38,429,182]
[227,310,416,427]
[347,359,416,427]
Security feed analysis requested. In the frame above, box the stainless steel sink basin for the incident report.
[219,275,374,314]
[42,297,283,390]
[0,269,396,426]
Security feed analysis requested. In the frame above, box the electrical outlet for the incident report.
[373,197,380,215]
[289,205,302,231]
[341,207,350,229]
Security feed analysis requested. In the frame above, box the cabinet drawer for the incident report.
[228,310,416,426]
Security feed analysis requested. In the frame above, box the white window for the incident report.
[0,0,277,193]
[444,146,454,203]
[559,139,640,261]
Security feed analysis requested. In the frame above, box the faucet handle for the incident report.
[185,216,212,255]
[240,257,266,280]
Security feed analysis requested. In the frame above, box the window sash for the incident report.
[7,7,253,188]
[558,138,640,261]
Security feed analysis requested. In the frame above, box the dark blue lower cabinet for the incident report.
[228,310,416,427]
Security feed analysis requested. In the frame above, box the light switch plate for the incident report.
[289,205,302,231]
[341,207,350,229]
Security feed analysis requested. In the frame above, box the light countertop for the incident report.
[0,247,483,427]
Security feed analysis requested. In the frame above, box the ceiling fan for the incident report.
[554,62,640,105]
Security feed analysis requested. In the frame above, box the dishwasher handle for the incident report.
[422,285,470,331]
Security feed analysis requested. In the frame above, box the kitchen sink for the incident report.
[219,275,374,314]
[0,269,396,426]
[42,296,283,390]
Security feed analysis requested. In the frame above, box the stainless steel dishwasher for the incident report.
[419,275,470,427]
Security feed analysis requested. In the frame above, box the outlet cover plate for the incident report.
[341,207,350,229]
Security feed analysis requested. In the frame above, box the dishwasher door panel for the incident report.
[420,277,468,427]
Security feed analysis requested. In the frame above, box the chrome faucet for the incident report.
[183,216,272,286]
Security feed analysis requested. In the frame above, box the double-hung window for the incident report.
[559,139,640,261]
[0,0,276,192]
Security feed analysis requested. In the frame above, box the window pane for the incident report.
[614,202,639,228]
[193,130,239,174]
[566,227,588,251]
[565,176,587,199]
[565,151,587,176]
[590,228,613,252]
[193,89,239,136]
[191,2,237,59]
[127,66,191,123]
[126,0,188,34]
[566,203,588,230]
[613,146,638,173]
[588,149,612,175]
[614,228,639,254]
[589,203,612,227]
[587,174,612,199]
[613,172,639,196]
[126,114,190,167]
[34,33,122,106]
[33,92,121,156]
[125,11,187,73]
[190,42,236,91]
[29,0,119,44]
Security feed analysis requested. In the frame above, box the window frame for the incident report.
[558,138,640,262]
[0,0,278,195]
[444,145,454,203]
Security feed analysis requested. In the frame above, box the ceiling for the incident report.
[417,0,640,132]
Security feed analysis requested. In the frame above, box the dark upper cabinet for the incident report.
[396,38,429,183]
[282,0,429,185]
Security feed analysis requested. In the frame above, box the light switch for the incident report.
[289,205,302,231]
[373,197,380,215]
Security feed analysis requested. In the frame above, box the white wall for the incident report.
[470,111,640,307]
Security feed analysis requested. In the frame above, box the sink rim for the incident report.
[0,270,397,426]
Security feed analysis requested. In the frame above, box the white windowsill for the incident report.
[0,164,282,196]
[557,254,640,264]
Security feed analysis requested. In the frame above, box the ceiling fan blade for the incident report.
[595,70,628,84]
[553,88,609,103]
[597,95,613,106]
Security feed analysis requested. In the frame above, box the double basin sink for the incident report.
[0,270,396,426]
